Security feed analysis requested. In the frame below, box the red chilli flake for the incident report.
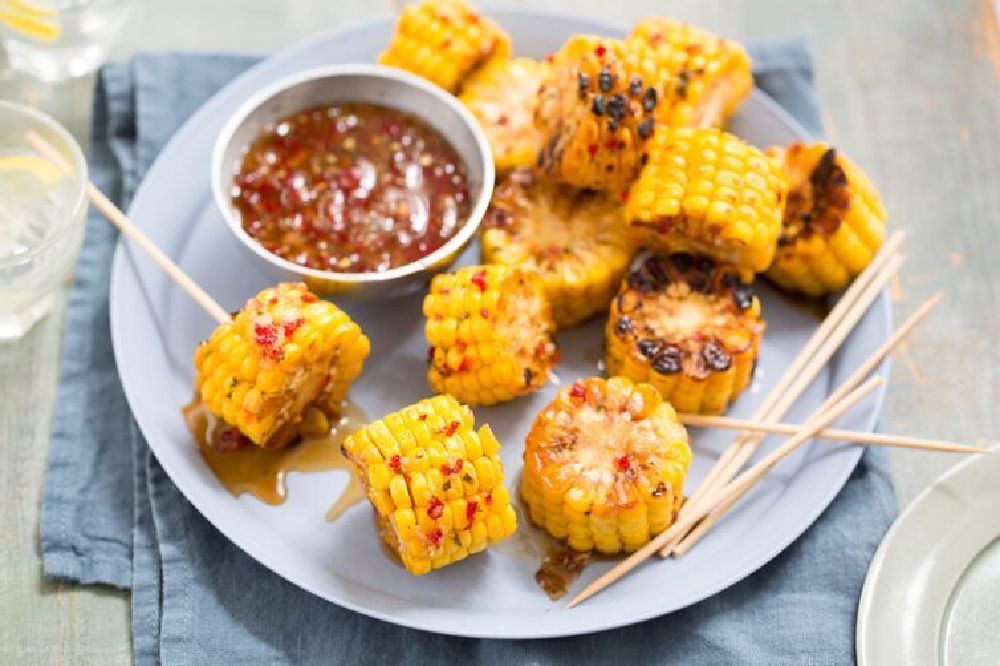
[484,492,493,505]
[569,382,586,399]
[427,497,445,519]
[254,323,278,348]
[457,357,473,373]
[480,308,490,319]
[587,144,599,157]
[444,420,460,437]
[426,528,444,548]
[594,44,607,57]
[615,455,631,471]
[388,454,402,472]
[619,190,629,203]
[418,413,428,421]
[471,269,488,292]
[301,292,317,303]
[466,500,479,524]
[282,317,304,338]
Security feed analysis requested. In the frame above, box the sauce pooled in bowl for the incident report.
[232,102,473,273]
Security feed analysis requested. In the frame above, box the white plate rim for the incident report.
[107,7,892,639]
[856,446,1000,665]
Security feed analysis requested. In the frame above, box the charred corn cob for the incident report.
[626,127,787,272]
[342,394,517,575]
[481,168,635,328]
[534,35,662,193]
[192,283,370,448]
[521,376,692,554]
[425,265,559,405]
[766,143,888,297]
[605,253,764,415]
[378,0,511,93]
[627,17,753,128]
[459,57,549,171]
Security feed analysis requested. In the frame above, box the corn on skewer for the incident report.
[766,142,888,297]
[193,283,370,449]
[521,376,692,554]
[425,264,559,405]
[342,394,517,575]
[568,377,881,608]
[481,168,635,328]
[378,0,511,93]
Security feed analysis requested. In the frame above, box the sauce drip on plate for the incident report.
[232,102,473,273]
[183,398,366,516]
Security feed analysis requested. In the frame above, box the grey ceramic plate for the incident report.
[857,447,1000,666]
[109,8,890,638]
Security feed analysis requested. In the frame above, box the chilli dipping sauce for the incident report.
[232,103,473,273]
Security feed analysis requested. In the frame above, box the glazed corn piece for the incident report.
[626,127,787,272]
[378,0,511,93]
[342,394,517,575]
[535,35,661,193]
[425,265,559,405]
[605,253,764,415]
[627,17,753,128]
[766,143,888,297]
[459,57,549,171]
[481,168,635,328]
[192,283,370,448]
[521,376,692,554]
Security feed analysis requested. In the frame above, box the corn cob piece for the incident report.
[765,143,888,297]
[378,0,511,93]
[192,283,370,448]
[605,253,764,415]
[534,35,662,193]
[627,17,753,128]
[459,57,549,171]
[481,168,635,328]
[625,127,787,272]
[342,394,517,575]
[425,265,559,405]
[521,376,692,554]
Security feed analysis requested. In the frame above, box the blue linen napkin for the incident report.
[41,42,897,665]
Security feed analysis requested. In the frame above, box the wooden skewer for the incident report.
[680,414,982,454]
[678,233,905,518]
[667,257,909,557]
[567,377,882,608]
[25,131,230,325]
[659,246,904,557]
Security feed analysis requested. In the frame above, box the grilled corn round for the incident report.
[627,17,753,128]
[521,376,692,554]
[377,0,511,93]
[626,126,787,272]
[605,253,764,414]
[343,394,517,575]
[424,265,559,405]
[481,168,635,328]
[459,57,549,171]
[535,35,661,194]
[766,142,888,297]
[192,283,370,448]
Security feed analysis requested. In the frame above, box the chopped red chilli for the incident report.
[233,102,471,273]
[427,496,445,519]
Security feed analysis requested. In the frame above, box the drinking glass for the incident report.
[0,101,87,340]
[0,0,134,81]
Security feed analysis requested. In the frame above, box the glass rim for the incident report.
[0,100,88,270]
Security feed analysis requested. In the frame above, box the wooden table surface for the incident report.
[1,0,997,661]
